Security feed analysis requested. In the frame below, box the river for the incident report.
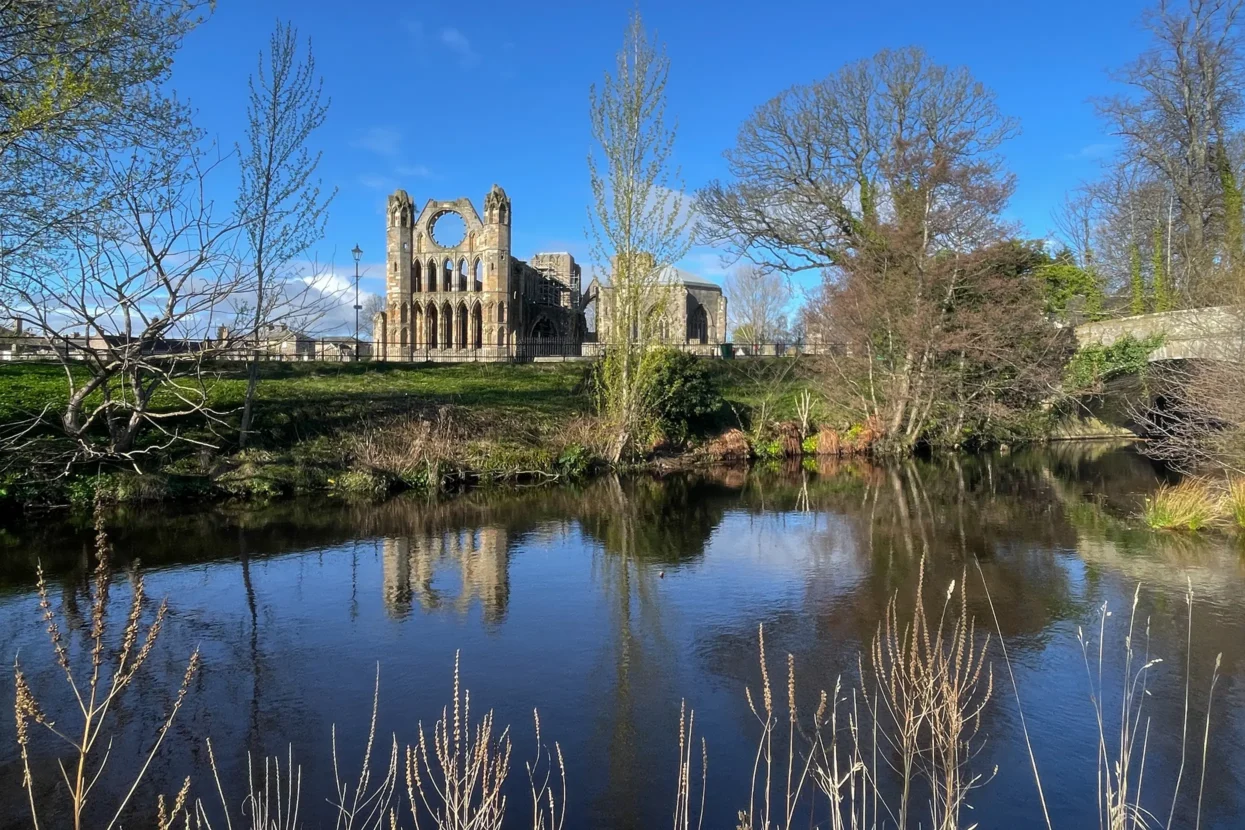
[1,443,1242,829]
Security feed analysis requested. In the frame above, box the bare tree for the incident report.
[723,265,792,348]
[0,146,251,467]
[698,47,1040,450]
[235,21,334,448]
[362,292,386,331]
[1096,0,1245,303]
[587,10,691,461]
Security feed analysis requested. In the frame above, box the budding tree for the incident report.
[236,22,335,448]
[587,11,690,461]
[0,0,208,270]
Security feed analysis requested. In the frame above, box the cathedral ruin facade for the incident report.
[372,185,585,362]
[372,185,727,362]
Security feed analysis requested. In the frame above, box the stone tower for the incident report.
[386,190,414,302]
[481,184,512,325]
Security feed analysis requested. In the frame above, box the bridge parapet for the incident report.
[1074,306,1244,362]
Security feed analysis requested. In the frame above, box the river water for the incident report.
[1,444,1242,829]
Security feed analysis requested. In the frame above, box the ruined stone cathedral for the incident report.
[372,185,585,361]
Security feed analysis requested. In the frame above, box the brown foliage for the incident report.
[705,428,751,461]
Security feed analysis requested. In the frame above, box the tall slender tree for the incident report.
[587,11,690,462]
[236,22,335,448]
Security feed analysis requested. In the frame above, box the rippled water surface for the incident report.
[2,444,1243,829]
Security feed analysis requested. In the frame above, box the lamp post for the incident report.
[351,244,363,362]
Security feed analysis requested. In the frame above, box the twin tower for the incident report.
[374,185,583,361]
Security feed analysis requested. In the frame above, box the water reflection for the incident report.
[1,444,1243,830]
[382,529,511,623]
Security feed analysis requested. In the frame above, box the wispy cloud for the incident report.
[440,28,479,67]
[357,174,396,191]
[396,164,433,178]
[1065,142,1113,161]
[350,127,402,157]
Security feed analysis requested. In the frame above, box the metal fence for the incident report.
[2,334,845,365]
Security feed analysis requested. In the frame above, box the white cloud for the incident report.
[396,164,433,178]
[358,174,397,191]
[350,127,402,157]
[1065,142,1113,161]
[296,263,387,335]
[440,28,479,67]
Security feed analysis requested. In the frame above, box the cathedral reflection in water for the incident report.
[381,527,511,624]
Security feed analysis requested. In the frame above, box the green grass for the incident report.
[1228,478,1245,530]
[1142,480,1224,531]
[1,358,815,446]
[0,358,816,505]
[711,359,821,423]
[0,360,594,448]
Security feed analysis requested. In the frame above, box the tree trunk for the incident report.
[239,357,260,449]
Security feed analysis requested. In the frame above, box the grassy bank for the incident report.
[0,358,824,507]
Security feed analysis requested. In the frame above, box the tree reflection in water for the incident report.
[2,443,1244,829]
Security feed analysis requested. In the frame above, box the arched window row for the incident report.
[392,257,488,294]
[390,301,493,351]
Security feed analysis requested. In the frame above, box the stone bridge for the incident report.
[1074,306,1244,362]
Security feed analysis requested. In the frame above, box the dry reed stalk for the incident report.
[328,664,400,830]
[405,651,513,830]
[525,709,566,830]
[672,700,706,830]
[346,410,459,482]
[862,558,994,830]
[1076,581,1224,830]
[979,560,1224,830]
[13,502,201,830]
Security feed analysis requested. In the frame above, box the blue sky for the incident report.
[171,0,1153,317]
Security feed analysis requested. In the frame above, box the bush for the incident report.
[331,470,391,499]
[640,348,724,444]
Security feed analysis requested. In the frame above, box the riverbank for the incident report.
[0,359,821,509]
[0,358,1163,511]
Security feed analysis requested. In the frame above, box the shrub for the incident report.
[639,348,724,444]
[1142,480,1224,530]
[554,444,593,478]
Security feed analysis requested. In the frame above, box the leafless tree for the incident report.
[723,265,792,348]
[698,47,1053,450]
[0,146,252,467]
[1096,0,1245,303]
[235,21,335,448]
[361,292,386,331]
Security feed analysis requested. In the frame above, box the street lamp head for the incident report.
[351,244,363,264]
